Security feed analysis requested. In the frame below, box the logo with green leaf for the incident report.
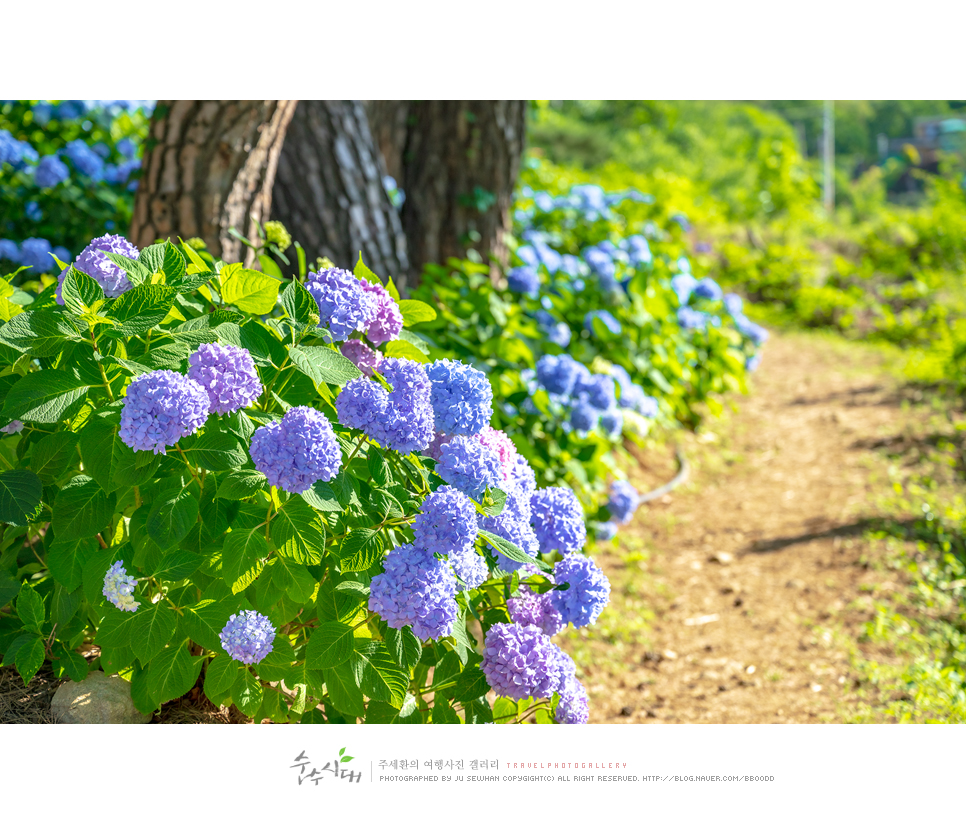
[339,747,354,764]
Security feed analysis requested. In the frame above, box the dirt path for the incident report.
[575,332,907,723]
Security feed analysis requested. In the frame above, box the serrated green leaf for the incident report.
[184,598,239,652]
[16,581,45,634]
[385,625,422,671]
[147,642,201,706]
[153,549,202,582]
[15,636,44,684]
[220,264,279,314]
[479,529,543,567]
[280,280,317,325]
[233,669,264,718]
[356,641,407,707]
[105,252,150,285]
[52,476,115,542]
[51,583,82,627]
[322,660,365,719]
[0,309,82,356]
[0,470,42,526]
[222,526,268,594]
[300,480,342,513]
[367,451,389,487]
[29,431,79,484]
[191,430,248,472]
[96,607,141,651]
[79,415,159,494]
[398,299,436,326]
[216,470,268,500]
[204,653,243,700]
[105,284,179,336]
[1,371,90,424]
[272,499,326,565]
[339,528,383,571]
[146,490,198,550]
[52,643,88,683]
[130,601,177,664]
[384,340,430,363]
[305,622,356,670]
[288,345,361,387]
[60,268,105,316]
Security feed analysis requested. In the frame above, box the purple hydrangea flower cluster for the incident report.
[553,650,590,724]
[1,420,23,435]
[336,358,435,454]
[599,408,623,438]
[413,485,479,555]
[340,340,382,377]
[530,487,587,554]
[608,480,640,525]
[735,315,769,346]
[0,240,18,262]
[305,267,375,342]
[550,553,611,628]
[368,544,458,640]
[187,343,263,415]
[35,155,70,188]
[507,583,564,636]
[102,561,139,612]
[361,281,403,346]
[119,370,210,454]
[249,406,342,493]
[436,435,503,500]
[448,549,488,589]
[677,307,710,330]
[219,610,276,664]
[56,234,140,303]
[569,399,599,433]
[481,623,563,700]
[426,359,493,436]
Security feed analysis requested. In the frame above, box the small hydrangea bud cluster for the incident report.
[219,610,276,664]
[56,233,140,303]
[305,267,403,345]
[249,406,342,493]
[534,310,572,347]
[368,544,459,640]
[119,370,210,454]
[262,220,292,252]
[187,343,263,415]
[607,480,640,525]
[102,561,139,612]
[336,358,435,454]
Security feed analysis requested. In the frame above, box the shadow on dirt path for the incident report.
[570,332,911,723]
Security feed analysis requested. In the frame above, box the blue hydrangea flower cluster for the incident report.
[56,234,140,302]
[534,310,571,347]
[64,139,105,179]
[550,553,611,628]
[187,343,263,415]
[671,273,698,305]
[480,623,563,700]
[426,359,493,436]
[535,354,581,397]
[361,281,403,346]
[119,370,210,454]
[584,309,622,336]
[102,561,139,612]
[368,544,458,640]
[249,406,341,493]
[530,487,587,554]
[305,267,375,342]
[448,548,489,589]
[693,276,723,301]
[507,584,564,636]
[19,238,64,272]
[34,155,70,188]
[608,480,641,525]
[436,435,503,500]
[219,610,276,664]
[677,307,710,330]
[507,265,540,296]
[1,420,24,435]
[553,649,590,724]
[336,357,435,454]
[0,129,37,170]
[596,520,619,541]
[412,485,479,555]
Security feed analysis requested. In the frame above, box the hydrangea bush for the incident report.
[0,233,606,724]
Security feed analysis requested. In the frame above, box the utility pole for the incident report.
[823,100,835,214]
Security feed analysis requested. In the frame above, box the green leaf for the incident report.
[60,268,105,315]
[1,371,90,424]
[105,252,150,286]
[79,415,159,494]
[384,340,429,363]
[233,669,264,718]
[52,643,88,683]
[367,451,389,487]
[105,285,179,336]
[0,309,82,356]
[130,601,177,664]
[300,480,342,513]
[353,255,383,286]
[153,549,202,582]
[29,432,79,484]
[322,660,365,719]
[169,270,216,292]
[385,275,401,303]
[433,699,461,723]
[96,607,141,651]
[271,499,326,565]
[385,625,422,671]
[305,621,356,670]
[147,642,202,706]
[222,526,268,594]
[16,581,45,634]
[398,299,437,326]
[146,490,199,550]
[479,529,540,567]
[339,528,383,571]
[184,598,239,652]
[356,641,407,707]
[139,241,186,283]
[52,476,115,542]
[219,264,279,314]
[492,697,517,722]
[479,487,507,517]
[51,583,82,627]
[452,666,490,702]
[396,328,430,354]
[0,570,20,610]
[191,431,248,472]
[0,470,42,526]
[216,470,267,500]
[81,547,117,609]
[288,345,361,387]
[204,653,243,700]
[280,280,317,325]
[257,635,296,683]
[15,636,45,684]
[130,662,160,714]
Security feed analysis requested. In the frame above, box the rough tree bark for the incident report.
[130,100,297,263]
[395,101,527,283]
[271,101,408,281]
[365,101,410,183]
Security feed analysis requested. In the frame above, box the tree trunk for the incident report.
[397,101,527,283]
[131,100,297,263]
[365,101,410,183]
[271,101,409,282]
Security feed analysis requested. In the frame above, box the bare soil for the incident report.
[570,331,912,723]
